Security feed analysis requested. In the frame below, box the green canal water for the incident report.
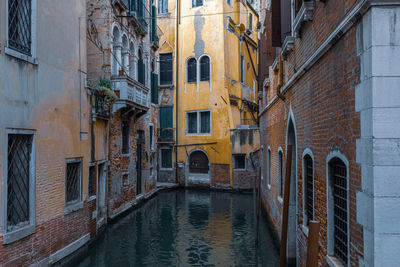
[74,189,279,266]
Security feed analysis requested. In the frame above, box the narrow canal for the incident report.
[74,189,279,266]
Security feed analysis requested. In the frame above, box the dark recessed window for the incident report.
[200,56,210,81]
[234,154,246,170]
[66,159,82,205]
[8,0,32,55]
[278,150,283,198]
[192,0,203,8]
[161,148,173,169]
[122,121,130,154]
[187,58,197,83]
[88,165,96,197]
[187,111,211,134]
[304,155,313,225]
[159,53,173,85]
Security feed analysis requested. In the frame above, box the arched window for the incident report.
[328,156,348,265]
[129,42,135,78]
[189,151,209,174]
[112,26,121,76]
[138,48,145,85]
[200,56,210,81]
[303,154,313,225]
[187,58,197,83]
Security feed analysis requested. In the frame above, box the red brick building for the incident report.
[258,0,400,266]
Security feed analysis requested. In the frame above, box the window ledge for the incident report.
[326,255,346,267]
[3,224,35,244]
[233,168,247,172]
[160,167,174,171]
[272,57,279,72]
[5,47,38,65]
[158,12,171,18]
[159,84,174,88]
[88,195,96,202]
[281,36,295,60]
[64,201,83,215]
[267,184,271,190]
[277,196,283,204]
[293,1,314,37]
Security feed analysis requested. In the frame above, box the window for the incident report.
[6,133,34,233]
[233,154,246,170]
[88,165,96,198]
[186,110,211,134]
[158,0,168,13]
[187,58,197,83]
[66,159,82,205]
[278,150,283,198]
[138,49,145,85]
[150,125,154,151]
[227,0,231,5]
[329,158,348,265]
[267,148,271,186]
[160,53,173,85]
[192,0,203,8]
[122,121,130,154]
[200,56,210,81]
[161,148,173,169]
[151,72,159,104]
[248,13,253,31]
[240,55,245,83]
[304,154,313,225]
[8,0,32,55]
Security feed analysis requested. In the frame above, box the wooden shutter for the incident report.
[151,73,158,104]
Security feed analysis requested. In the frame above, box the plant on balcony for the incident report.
[96,77,117,101]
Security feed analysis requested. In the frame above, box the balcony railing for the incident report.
[128,0,150,31]
[111,75,149,110]
[158,128,174,142]
[91,90,111,119]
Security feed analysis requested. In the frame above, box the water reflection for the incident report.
[75,189,279,267]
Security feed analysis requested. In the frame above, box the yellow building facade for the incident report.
[157,0,259,188]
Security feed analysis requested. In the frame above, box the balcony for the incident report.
[91,90,112,120]
[127,1,150,35]
[158,128,174,143]
[111,75,149,113]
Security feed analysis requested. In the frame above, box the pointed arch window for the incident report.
[303,154,313,225]
[187,58,197,83]
[200,56,210,81]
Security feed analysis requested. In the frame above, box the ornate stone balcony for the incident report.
[111,75,149,113]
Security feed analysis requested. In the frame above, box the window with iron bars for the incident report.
[7,134,33,231]
[330,159,348,265]
[66,159,82,205]
[8,0,32,55]
[278,150,283,198]
[304,155,313,225]
[122,121,130,154]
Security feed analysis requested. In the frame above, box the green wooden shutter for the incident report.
[151,73,158,104]
[159,107,173,140]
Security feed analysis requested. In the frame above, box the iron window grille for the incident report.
[304,155,313,225]
[7,134,33,231]
[8,0,32,55]
[122,121,130,154]
[187,58,197,83]
[331,160,348,265]
[278,150,283,198]
[66,159,82,205]
[233,154,246,170]
[88,165,96,197]
[200,56,210,81]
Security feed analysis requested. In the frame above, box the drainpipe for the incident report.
[276,49,285,101]
[175,0,181,184]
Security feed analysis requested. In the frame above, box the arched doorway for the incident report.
[186,150,210,186]
[287,117,297,266]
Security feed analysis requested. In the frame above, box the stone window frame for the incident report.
[5,0,38,64]
[3,129,36,244]
[64,158,83,215]
[326,151,350,267]
[185,109,212,136]
[301,147,315,237]
[233,154,246,171]
[277,146,284,203]
[87,162,97,202]
[160,147,173,170]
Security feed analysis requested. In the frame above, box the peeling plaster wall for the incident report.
[0,0,89,265]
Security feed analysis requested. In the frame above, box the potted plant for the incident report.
[96,78,117,101]
[119,69,125,76]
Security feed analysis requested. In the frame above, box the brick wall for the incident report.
[259,0,364,265]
